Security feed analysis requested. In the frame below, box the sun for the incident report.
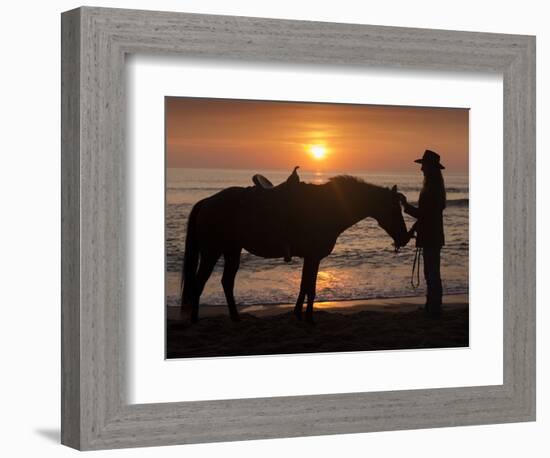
[309,144,327,160]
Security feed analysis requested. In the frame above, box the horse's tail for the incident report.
[181,201,201,310]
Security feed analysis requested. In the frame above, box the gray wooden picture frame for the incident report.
[61,6,536,451]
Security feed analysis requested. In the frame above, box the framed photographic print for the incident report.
[164,97,470,359]
[61,6,536,450]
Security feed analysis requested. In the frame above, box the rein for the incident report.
[411,247,423,289]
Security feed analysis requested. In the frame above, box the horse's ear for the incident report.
[391,185,398,193]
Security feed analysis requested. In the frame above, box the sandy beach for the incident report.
[166,294,469,358]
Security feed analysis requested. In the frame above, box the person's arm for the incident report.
[403,201,421,218]
[398,193,421,218]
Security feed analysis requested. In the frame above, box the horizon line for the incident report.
[166,165,469,175]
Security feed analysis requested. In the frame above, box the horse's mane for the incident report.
[327,175,389,195]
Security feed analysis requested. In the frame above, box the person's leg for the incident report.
[422,247,432,310]
[423,246,442,316]
[432,248,442,312]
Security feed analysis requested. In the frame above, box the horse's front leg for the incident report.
[293,291,305,320]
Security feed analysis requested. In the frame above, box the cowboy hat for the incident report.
[414,149,445,169]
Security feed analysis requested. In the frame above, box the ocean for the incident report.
[166,168,469,308]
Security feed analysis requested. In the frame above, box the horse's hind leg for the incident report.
[294,257,320,321]
[222,249,241,321]
[304,258,321,323]
[294,261,307,319]
[191,250,220,323]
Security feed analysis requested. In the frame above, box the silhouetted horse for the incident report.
[181,175,409,323]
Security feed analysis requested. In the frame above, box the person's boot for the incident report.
[426,295,442,318]
[424,292,440,317]
[424,291,432,312]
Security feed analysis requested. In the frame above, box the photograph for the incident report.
[165,97,469,358]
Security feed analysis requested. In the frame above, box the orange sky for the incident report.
[166,97,469,173]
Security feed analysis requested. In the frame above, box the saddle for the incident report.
[252,174,274,189]
[252,166,300,190]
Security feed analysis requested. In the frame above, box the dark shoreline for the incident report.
[166,297,469,359]
[166,292,469,313]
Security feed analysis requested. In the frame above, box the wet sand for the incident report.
[166,294,468,359]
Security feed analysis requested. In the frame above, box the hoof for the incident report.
[230,314,241,322]
[305,314,315,324]
[293,309,302,321]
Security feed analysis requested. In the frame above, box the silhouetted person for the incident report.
[399,150,446,317]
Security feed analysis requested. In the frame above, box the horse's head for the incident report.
[375,185,409,252]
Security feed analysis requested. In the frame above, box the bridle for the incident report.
[411,247,423,289]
